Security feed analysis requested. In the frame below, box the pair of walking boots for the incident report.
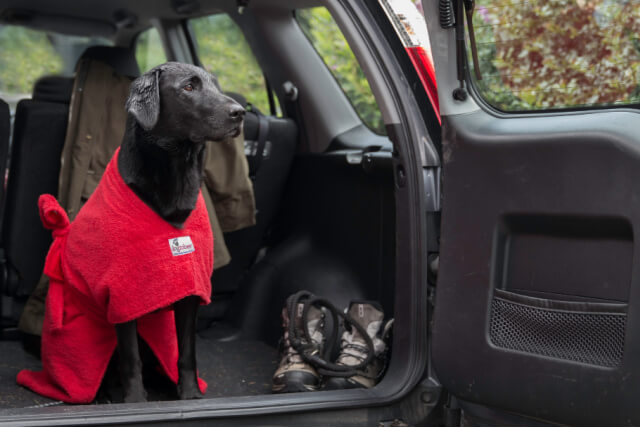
[272,292,393,393]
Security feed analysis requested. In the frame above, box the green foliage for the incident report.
[297,7,385,134]
[0,25,63,95]
[471,0,640,111]
[190,15,269,113]
[135,28,167,73]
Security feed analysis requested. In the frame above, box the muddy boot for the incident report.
[272,297,325,393]
[324,301,393,390]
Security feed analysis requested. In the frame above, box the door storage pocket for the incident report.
[489,289,627,368]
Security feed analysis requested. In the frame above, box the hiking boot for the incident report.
[323,301,393,390]
[272,297,325,393]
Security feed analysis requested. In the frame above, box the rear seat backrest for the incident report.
[32,76,74,104]
[1,99,70,297]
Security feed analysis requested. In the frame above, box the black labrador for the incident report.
[116,62,244,402]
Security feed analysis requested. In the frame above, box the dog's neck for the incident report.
[118,116,206,228]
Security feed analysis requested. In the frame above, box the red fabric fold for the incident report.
[17,148,214,403]
[38,194,72,330]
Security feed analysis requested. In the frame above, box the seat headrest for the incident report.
[32,76,75,104]
[78,46,140,78]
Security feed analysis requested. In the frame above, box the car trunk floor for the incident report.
[0,336,279,410]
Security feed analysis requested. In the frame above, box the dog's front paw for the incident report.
[177,375,203,400]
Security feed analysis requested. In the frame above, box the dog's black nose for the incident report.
[228,104,245,121]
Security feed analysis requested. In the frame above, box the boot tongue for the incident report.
[336,302,387,368]
[294,303,324,345]
[347,302,384,341]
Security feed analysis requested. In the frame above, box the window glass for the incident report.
[135,27,167,73]
[0,25,111,105]
[188,14,270,113]
[471,0,640,111]
[297,7,385,134]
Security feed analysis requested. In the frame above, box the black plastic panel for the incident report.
[433,109,640,426]
[494,214,633,302]
[228,150,396,346]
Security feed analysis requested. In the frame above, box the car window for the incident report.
[0,25,111,106]
[296,7,385,135]
[470,0,640,111]
[188,14,270,113]
[135,27,167,73]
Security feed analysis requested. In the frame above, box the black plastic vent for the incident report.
[489,290,626,368]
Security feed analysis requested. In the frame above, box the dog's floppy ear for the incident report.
[126,68,161,131]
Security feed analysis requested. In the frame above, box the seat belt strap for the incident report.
[249,113,269,180]
[264,75,277,116]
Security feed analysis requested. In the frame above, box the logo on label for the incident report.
[169,236,195,256]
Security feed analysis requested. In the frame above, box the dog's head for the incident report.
[125,62,245,142]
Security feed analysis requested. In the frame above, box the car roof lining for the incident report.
[0,0,321,40]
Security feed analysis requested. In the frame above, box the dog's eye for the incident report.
[184,84,194,92]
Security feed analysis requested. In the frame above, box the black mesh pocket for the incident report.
[489,289,627,368]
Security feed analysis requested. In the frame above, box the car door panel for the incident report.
[433,109,640,426]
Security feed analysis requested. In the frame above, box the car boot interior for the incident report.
[0,0,434,422]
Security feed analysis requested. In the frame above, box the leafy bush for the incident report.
[472,0,640,110]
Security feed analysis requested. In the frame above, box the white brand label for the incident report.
[169,236,195,256]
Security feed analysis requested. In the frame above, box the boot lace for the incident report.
[285,291,378,378]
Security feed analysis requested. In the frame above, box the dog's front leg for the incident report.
[115,320,147,403]
[174,295,203,399]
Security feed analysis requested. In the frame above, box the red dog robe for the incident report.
[17,148,213,403]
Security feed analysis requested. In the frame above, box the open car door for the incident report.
[426,0,640,425]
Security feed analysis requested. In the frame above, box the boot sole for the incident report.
[323,376,367,391]
[272,371,320,393]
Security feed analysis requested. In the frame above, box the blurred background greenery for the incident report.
[0,26,63,95]
[135,28,166,76]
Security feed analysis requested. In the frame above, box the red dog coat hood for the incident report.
[17,148,213,403]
